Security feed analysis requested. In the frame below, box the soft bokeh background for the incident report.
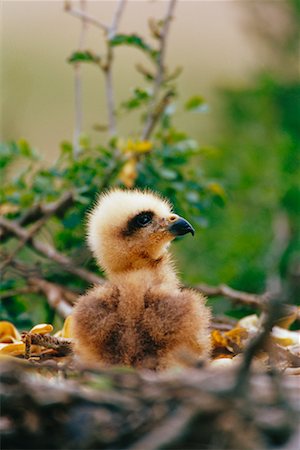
[2,0,300,324]
[3,0,262,158]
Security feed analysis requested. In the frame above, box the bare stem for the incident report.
[72,0,88,158]
[194,283,270,309]
[65,1,107,32]
[27,276,76,318]
[21,331,73,356]
[0,217,102,286]
[142,0,177,140]
[0,192,74,242]
[104,0,127,136]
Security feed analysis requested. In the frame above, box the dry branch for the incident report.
[21,331,73,356]
[27,277,76,318]
[0,217,102,286]
[1,358,299,450]
[195,283,269,308]
[65,1,107,31]
[0,192,74,242]
[104,0,127,136]
[72,0,88,158]
[142,0,177,140]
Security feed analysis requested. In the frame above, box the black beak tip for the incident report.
[168,217,195,237]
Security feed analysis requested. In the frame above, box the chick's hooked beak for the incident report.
[167,214,195,237]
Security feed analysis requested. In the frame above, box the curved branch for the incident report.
[0,217,102,286]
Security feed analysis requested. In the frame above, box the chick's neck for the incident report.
[107,251,179,290]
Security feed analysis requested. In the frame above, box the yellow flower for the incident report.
[119,158,138,188]
[120,139,153,154]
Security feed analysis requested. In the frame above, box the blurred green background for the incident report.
[1,0,300,327]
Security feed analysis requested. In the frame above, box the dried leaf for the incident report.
[30,324,53,335]
[0,342,25,356]
[0,321,21,343]
[271,326,300,347]
[119,159,137,188]
[55,316,73,338]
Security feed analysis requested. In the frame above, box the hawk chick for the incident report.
[72,189,211,369]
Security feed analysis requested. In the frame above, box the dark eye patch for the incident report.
[123,210,154,236]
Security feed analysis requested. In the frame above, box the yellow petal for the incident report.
[238,314,259,333]
[119,159,137,188]
[0,342,25,356]
[30,323,53,335]
[276,311,298,329]
[56,316,73,338]
[271,326,300,347]
[0,321,21,343]
[134,140,153,153]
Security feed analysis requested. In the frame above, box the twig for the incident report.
[103,0,127,136]
[142,0,177,140]
[64,1,107,32]
[108,0,127,40]
[130,405,198,450]
[0,286,39,300]
[234,295,285,394]
[0,217,102,286]
[195,283,269,309]
[28,277,76,318]
[21,331,73,356]
[73,0,88,158]
[0,191,74,242]
[0,218,48,273]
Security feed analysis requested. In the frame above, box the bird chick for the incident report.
[72,189,211,370]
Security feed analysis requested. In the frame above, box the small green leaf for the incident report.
[185,96,207,112]
[109,34,158,60]
[68,50,101,65]
[60,141,73,154]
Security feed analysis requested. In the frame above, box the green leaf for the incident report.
[68,50,101,65]
[185,96,207,112]
[109,34,158,60]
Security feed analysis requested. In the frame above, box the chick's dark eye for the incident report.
[136,213,152,227]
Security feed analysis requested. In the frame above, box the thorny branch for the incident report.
[142,0,177,140]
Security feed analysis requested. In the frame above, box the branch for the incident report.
[234,295,286,394]
[0,191,74,242]
[108,0,127,40]
[0,218,48,273]
[194,283,269,309]
[64,1,107,32]
[0,286,39,300]
[0,217,102,286]
[142,0,177,140]
[21,331,73,357]
[27,277,75,318]
[103,0,127,136]
[72,0,88,158]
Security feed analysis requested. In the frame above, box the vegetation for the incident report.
[1,1,299,449]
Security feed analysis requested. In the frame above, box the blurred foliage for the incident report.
[179,1,300,318]
[1,0,299,329]
[0,8,223,328]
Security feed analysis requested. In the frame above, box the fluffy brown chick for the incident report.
[72,189,211,370]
